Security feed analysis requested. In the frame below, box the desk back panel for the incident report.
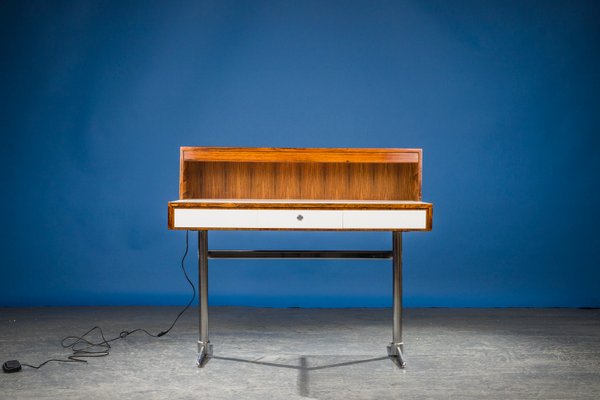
[179,147,423,201]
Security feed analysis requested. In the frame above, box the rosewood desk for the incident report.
[167,147,433,368]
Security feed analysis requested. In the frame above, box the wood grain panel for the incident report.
[180,162,421,201]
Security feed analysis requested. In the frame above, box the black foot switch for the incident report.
[3,360,22,373]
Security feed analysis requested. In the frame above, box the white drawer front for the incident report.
[256,210,343,229]
[173,209,257,228]
[343,210,427,229]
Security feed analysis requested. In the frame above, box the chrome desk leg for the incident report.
[388,231,406,368]
[197,230,212,367]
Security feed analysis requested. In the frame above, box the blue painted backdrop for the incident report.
[1,0,599,307]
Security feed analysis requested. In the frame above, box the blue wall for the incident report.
[1,0,599,307]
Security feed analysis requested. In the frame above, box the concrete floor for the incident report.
[1,307,599,399]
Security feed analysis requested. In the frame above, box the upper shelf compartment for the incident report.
[179,147,424,201]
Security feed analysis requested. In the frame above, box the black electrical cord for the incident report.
[20,230,195,370]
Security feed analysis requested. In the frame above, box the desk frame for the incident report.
[169,146,432,370]
[195,230,406,369]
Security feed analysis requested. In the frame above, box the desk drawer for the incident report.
[171,207,429,230]
[343,210,428,229]
[173,209,257,228]
[256,210,343,229]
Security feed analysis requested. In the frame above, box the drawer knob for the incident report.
[297,214,304,221]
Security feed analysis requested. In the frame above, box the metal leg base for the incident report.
[387,342,406,368]
[196,341,213,368]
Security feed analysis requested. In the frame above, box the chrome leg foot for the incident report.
[196,341,213,368]
[387,342,406,368]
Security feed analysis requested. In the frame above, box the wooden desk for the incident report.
[168,147,433,368]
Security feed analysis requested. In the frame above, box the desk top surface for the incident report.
[169,198,432,210]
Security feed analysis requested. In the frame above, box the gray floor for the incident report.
[1,307,599,399]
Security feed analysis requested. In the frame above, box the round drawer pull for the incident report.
[297,214,304,221]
